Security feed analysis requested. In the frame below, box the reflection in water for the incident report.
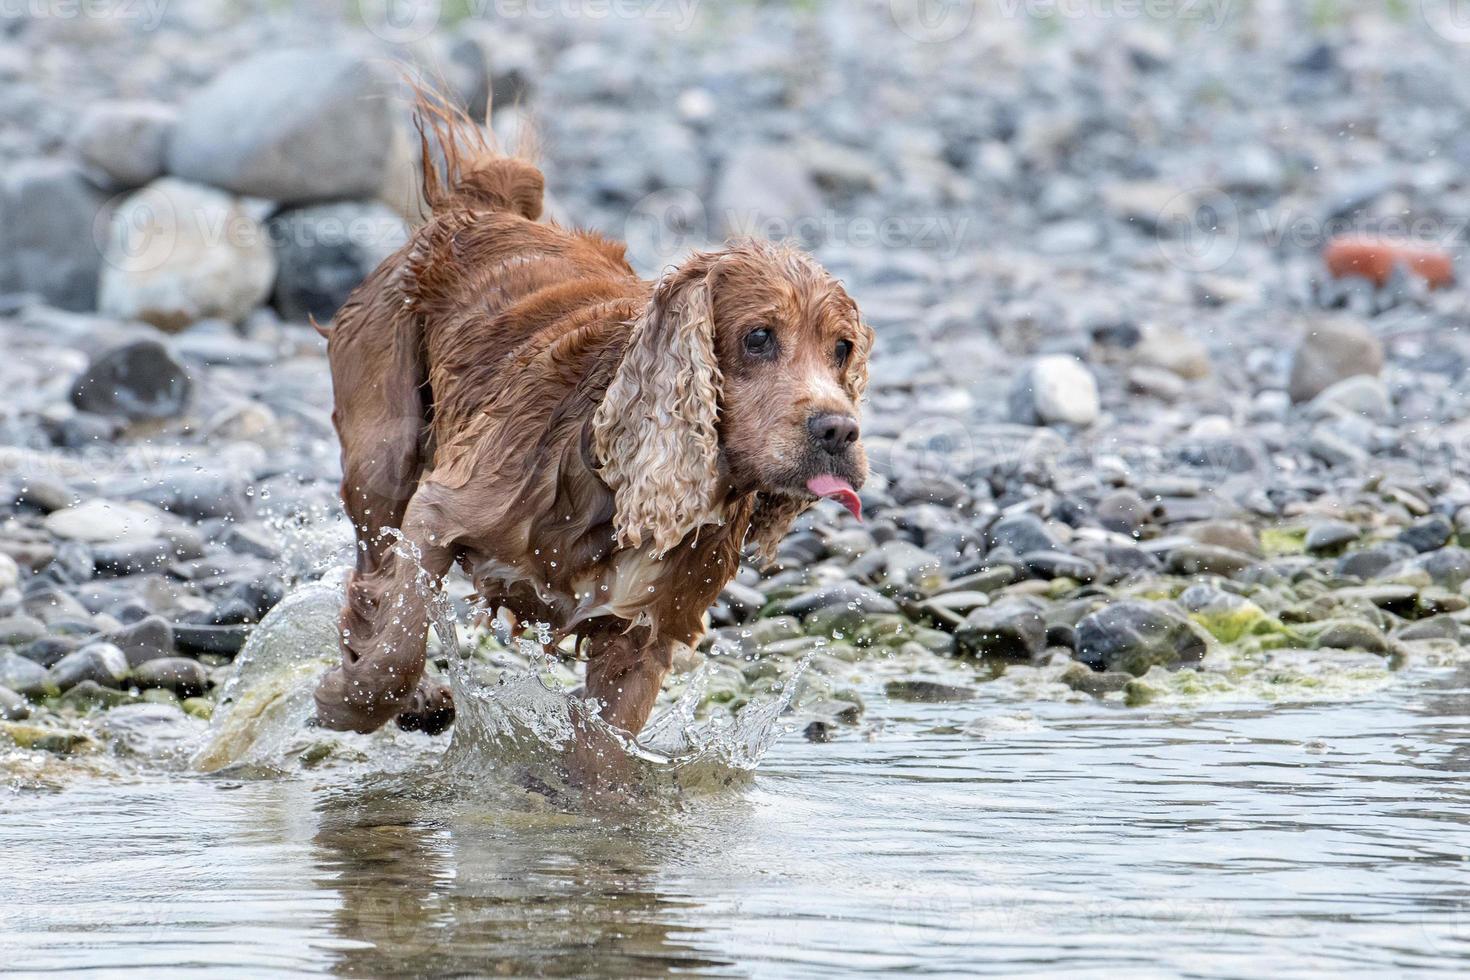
[310,777,736,977]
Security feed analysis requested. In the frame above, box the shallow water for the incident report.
[4,650,1470,976]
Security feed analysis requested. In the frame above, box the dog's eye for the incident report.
[744,327,775,355]
[835,339,853,366]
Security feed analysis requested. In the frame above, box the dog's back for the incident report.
[325,93,645,573]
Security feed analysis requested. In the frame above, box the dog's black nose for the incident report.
[808,413,860,454]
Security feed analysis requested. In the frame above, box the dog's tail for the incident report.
[412,84,543,221]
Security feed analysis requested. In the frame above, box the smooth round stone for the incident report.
[1022,550,1097,582]
[1309,618,1389,654]
[132,657,209,698]
[43,499,167,544]
[1337,544,1414,580]
[0,614,45,646]
[0,685,29,720]
[884,679,976,703]
[778,582,899,618]
[955,597,1047,659]
[1399,515,1454,554]
[0,650,52,699]
[1164,544,1256,577]
[988,512,1059,555]
[1075,600,1208,676]
[48,642,130,691]
[105,615,176,666]
[1305,520,1361,555]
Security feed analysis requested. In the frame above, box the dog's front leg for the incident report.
[567,625,677,790]
[314,497,457,735]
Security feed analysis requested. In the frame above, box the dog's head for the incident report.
[593,239,872,556]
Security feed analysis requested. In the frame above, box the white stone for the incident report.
[1010,355,1100,428]
[43,499,166,544]
[97,178,277,331]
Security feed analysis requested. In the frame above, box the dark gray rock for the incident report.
[1075,600,1209,676]
[1396,615,1460,642]
[71,340,192,422]
[1022,550,1097,582]
[1305,520,1360,555]
[988,512,1058,556]
[167,49,398,203]
[92,538,175,576]
[1418,548,1470,590]
[18,635,82,669]
[1399,515,1453,554]
[1337,543,1415,580]
[173,622,248,655]
[269,201,409,323]
[955,597,1047,659]
[0,159,110,311]
[1096,489,1148,536]
[112,471,252,521]
[104,615,175,667]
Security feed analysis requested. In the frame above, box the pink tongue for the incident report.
[807,475,863,521]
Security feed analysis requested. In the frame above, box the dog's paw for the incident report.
[394,678,455,736]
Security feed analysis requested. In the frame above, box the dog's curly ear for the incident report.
[593,261,725,556]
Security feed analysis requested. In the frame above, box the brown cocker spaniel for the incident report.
[313,97,872,750]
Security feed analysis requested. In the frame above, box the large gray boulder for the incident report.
[0,159,110,311]
[71,100,177,189]
[166,49,399,204]
[712,144,824,240]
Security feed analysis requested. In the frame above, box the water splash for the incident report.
[191,575,346,772]
[192,548,806,793]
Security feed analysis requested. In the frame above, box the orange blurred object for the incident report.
[1323,235,1456,289]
